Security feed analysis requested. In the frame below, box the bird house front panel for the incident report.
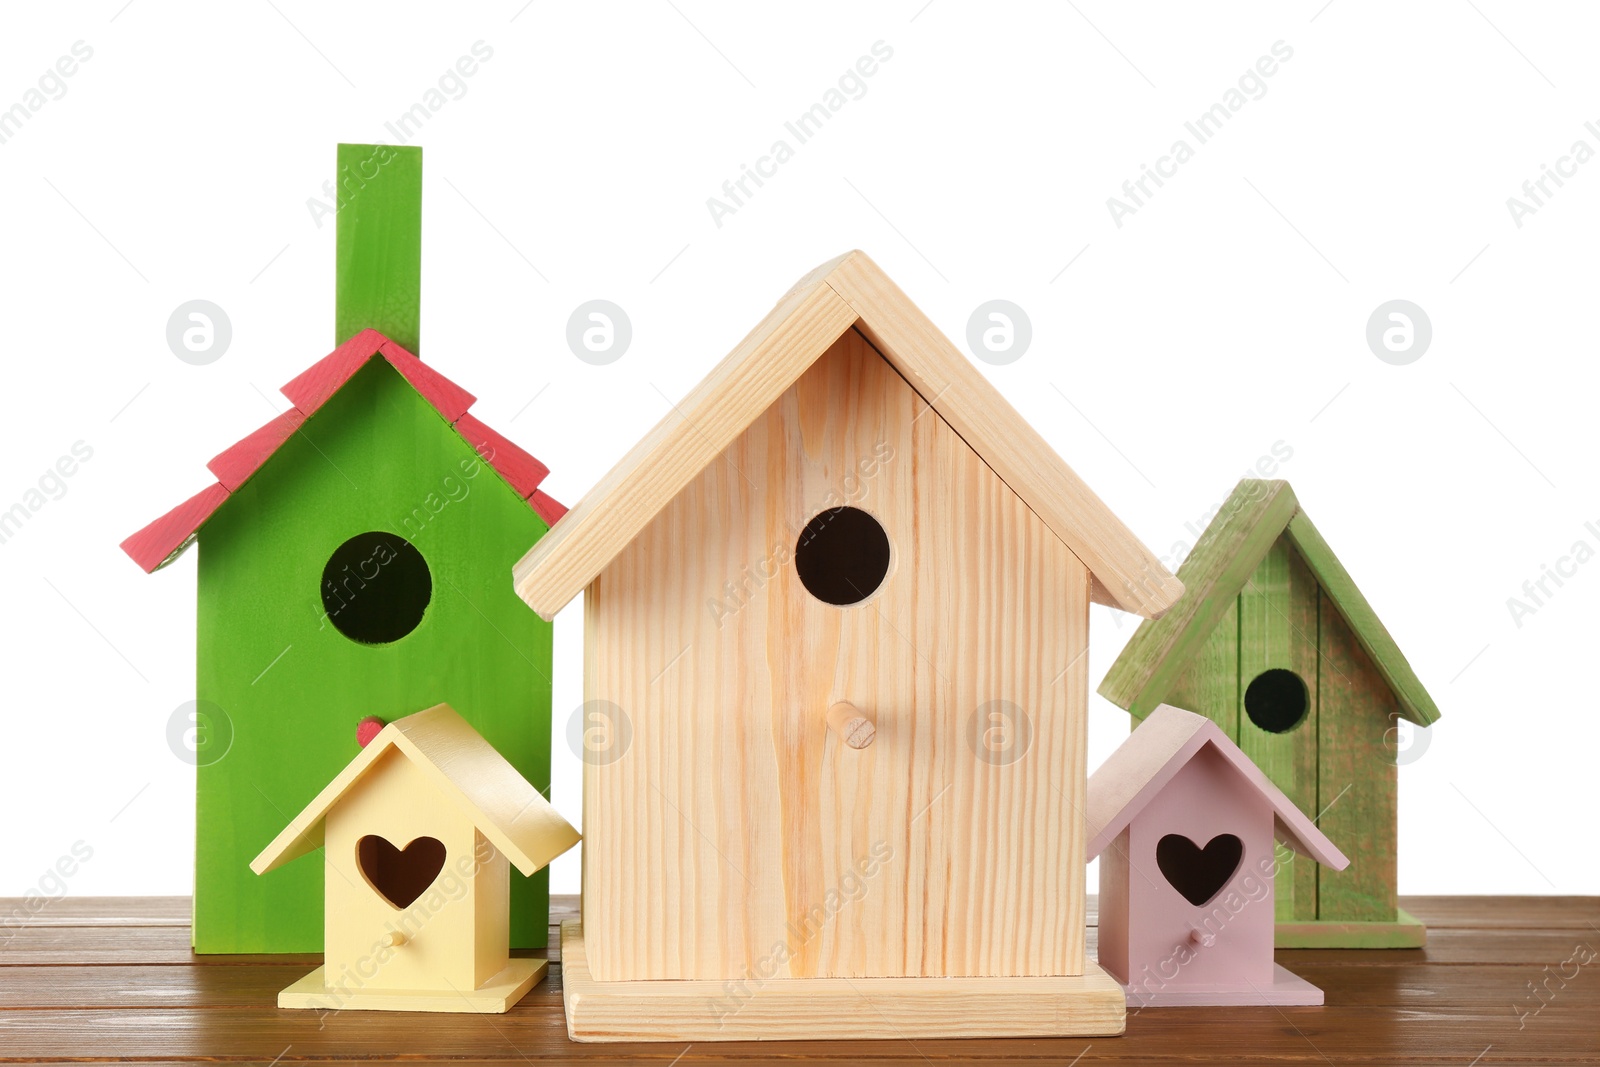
[1123,744,1277,989]
[1159,539,1400,926]
[582,327,1092,983]
[193,358,555,953]
[323,747,499,993]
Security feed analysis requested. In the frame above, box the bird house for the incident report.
[251,703,579,1012]
[119,146,566,954]
[1099,479,1440,948]
[513,251,1186,1041]
[1087,704,1349,1006]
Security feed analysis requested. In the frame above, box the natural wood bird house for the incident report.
[514,251,1186,1040]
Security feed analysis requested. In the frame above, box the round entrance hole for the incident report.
[321,531,432,644]
[1243,668,1309,733]
[794,507,891,606]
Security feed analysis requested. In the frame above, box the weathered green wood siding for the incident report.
[1315,593,1400,923]
[1236,541,1320,923]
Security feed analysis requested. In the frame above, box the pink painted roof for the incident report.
[120,330,566,573]
[1086,704,1349,870]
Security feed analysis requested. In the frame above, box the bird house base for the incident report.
[1122,963,1325,1008]
[277,958,546,1014]
[558,920,1126,1042]
[1274,908,1426,949]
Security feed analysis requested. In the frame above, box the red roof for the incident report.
[121,330,566,573]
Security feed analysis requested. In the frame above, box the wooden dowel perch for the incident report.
[826,701,875,749]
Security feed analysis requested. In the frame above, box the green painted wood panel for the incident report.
[1315,593,1399,923]
[335,143,422,352]
[1287,511,1439,726]
[194,360,553,953]
[1160,600,1239,737]
[1102,481,1299,719]
[1236,540,1320,923]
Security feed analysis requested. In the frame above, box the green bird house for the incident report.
[1098,479,1439,948]
[120,145,565,953]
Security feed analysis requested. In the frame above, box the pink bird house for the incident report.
[1087,704,1350,1006]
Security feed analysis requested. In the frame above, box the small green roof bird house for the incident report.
[120,145,565,953]
[1098,479,1439,948]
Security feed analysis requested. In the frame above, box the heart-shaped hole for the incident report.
[1155,833,1244,907]
[356,835,447,909]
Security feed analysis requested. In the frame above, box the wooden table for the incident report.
[1,895,1594,1064]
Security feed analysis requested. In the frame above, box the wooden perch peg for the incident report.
[826,701,875,749]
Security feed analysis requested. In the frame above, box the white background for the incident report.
[2,1,1595,903]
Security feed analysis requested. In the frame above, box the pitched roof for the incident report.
[250,703,579,878]
[1098,479,1441,726]
[1086,703,1349,869]
[120,330,566,573]
[512,250,1183,620]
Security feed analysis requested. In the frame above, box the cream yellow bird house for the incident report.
[251,703,579,1013]
[512,251,1185,1041]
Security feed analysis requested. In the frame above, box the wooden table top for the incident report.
[0,895,1594,1064]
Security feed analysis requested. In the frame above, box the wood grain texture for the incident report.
[1316,593,1400,925]
[1159,600,1239,739]
[825,701,875,749]
[1100,480,1297,716]
[583,329,1092,983]
[1100,479,1440,726]
[0,895,1594,1063]
[1236,540,1321,923]
[821,252,1182,618]
[515,250,1182,620]
[1,893,1583,930]
[1286,510,1440,726]
[1275,909,1425,948]
[559,920,1125,1041]
[513,261,861,619]
[1099,480,1441,946]
[0,896,189,926]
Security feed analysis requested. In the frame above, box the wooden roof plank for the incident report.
[512,259,861,619]
[512,250,1183,620]
[822,253,1182,618]
[1087,704,1349,869]
[1099,480,1299,716]
[1099,479,1441,727]
[1284,510,1441,726]
[250,704,578,879]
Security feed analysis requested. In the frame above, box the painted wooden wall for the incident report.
[1117,744,1278,990]
[196,359,553,952]
[582,327,1094,982]
[1159,538,1397,924]
[324,748,508,992]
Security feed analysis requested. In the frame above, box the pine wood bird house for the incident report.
[119,145,566,954]
[1099,479,1440,948]
[1088,704,1349,1006]
[251,703,579,1012]
[513,251,1186,1041]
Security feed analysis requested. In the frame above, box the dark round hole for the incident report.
[794,507,891,606]
[1244,668,1309,733]
[321,532,431,644]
